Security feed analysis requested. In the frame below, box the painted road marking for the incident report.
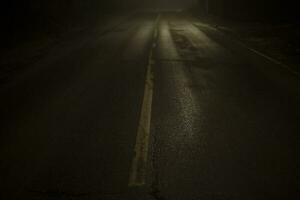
[239,43,300,77]
[129,14,160,187]
[193,22,300,78]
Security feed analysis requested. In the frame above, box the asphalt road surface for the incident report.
[1,12,299,200]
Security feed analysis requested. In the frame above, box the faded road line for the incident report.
[193,22,300,78]
[129,14,160,187]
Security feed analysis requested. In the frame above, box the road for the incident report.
[0,12,299,200]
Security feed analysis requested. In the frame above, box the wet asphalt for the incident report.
[0,12,299,200]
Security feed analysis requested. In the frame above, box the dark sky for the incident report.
[1,0,298,37]
[2,0,298,20]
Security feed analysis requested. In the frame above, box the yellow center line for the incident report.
[128,14,161,187]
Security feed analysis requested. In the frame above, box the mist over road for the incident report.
[0,11,299,200]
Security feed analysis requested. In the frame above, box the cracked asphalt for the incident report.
[0,12,299,200]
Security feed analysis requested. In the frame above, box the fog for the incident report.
[1,0,298,47]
